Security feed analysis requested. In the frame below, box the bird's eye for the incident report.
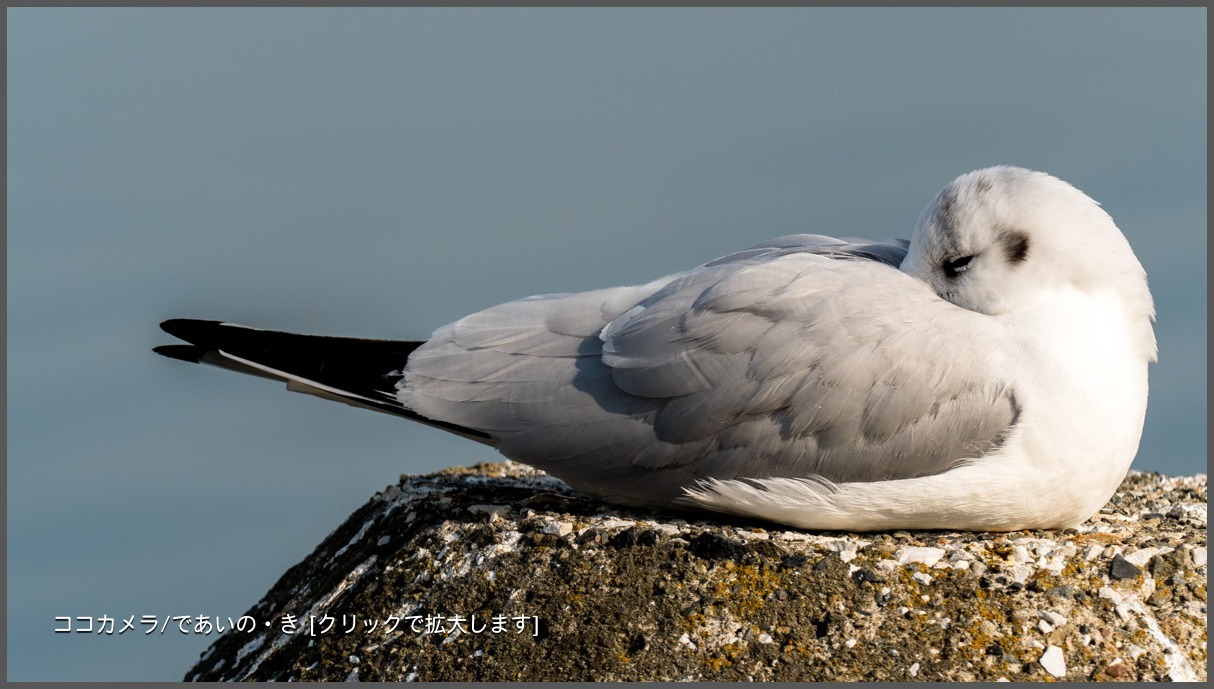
[943,254,974,279]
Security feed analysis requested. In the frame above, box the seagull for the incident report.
[156,166,1156,532]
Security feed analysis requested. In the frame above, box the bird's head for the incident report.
[900,167,1155,356]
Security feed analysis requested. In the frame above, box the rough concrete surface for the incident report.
[186,462,1206,681]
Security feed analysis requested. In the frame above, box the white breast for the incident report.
[992,284,1151,522]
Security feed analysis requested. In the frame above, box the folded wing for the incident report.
[401,235,1018,504]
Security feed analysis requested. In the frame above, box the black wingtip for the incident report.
[153,344,206,363]
[160,318,227,343]
[152,317,485,439]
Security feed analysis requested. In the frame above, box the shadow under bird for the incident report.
[156,166,1157,532]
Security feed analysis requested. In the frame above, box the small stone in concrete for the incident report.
[1104,659,1130,678]
[1039,645,1066,678]
[1114,602,1132,622]
[1123,547,1160,567]
[541,521,573,537]
[1190,546,1206,569]
[895,546,945,567]
[1109,553,1142,580]
[1039,610,1066,627]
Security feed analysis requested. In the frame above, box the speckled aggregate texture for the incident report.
[186,463,1206,682]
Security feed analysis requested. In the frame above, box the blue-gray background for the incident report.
[7,7,1206,681]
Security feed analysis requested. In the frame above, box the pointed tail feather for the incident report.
[154,318,491,441]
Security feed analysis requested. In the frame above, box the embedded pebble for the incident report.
[1039,610,1066,627]
[1190,546,1206,569]
[823,538,863,563]
[596,518,636,530]
[1114,603,1133,621]
[648,523,683,536]
[1104,660,1130,678]
[1039,645,1066,678]
[895,546,946,567]
[541,521,573,537]
[1123,547,1161,567]
[1008,564,1034,584]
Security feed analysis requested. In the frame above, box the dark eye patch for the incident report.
[943,254,974,279]
[999,229,1030,264]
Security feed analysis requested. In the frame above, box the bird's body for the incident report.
[156,166,1156,531]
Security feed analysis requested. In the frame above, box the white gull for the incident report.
[156,166,1156,531]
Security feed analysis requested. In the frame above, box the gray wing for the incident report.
[400,235,1017,505]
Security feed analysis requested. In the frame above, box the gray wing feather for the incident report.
[401,235,1016,505]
